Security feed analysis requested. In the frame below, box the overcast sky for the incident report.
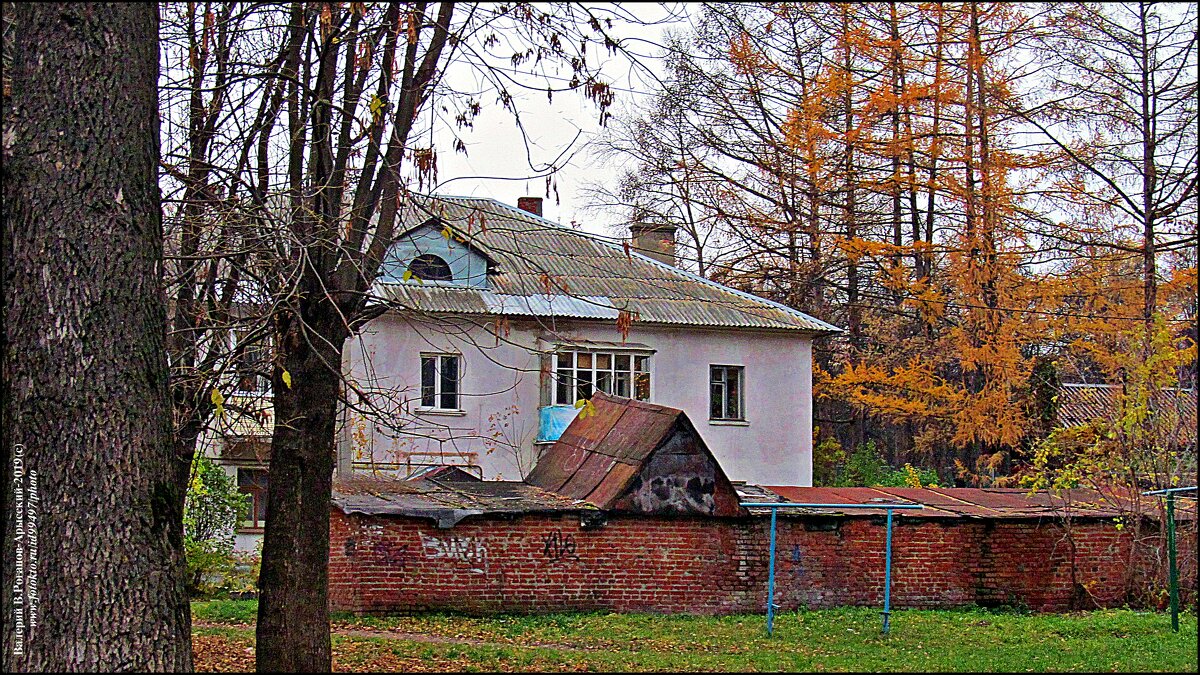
[426,4,687,239]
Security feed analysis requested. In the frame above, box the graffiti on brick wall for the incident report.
[541,530,580,563]
[342,537,410,569]
[421,534,488,574]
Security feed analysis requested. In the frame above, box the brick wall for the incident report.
[329,509,1197,615]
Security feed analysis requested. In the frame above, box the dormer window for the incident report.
[382,218,495,288]
[407,254,452,282]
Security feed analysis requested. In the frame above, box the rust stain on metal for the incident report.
[764,485,1196,521]
[526,392,746,517]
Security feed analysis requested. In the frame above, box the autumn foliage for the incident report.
[597,2,1197,487]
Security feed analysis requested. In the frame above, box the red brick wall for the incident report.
[329,509,1197,615]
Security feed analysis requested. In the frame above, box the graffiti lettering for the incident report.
[343,537,409,569]
[421,534,488,574]
[373,541,409,567]
[541,530,579,562]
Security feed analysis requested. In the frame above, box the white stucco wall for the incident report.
[341,313,814,486]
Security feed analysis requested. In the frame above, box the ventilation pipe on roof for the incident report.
[629,221,677,267]
[517,196,543,217]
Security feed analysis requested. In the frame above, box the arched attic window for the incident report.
[407,253,453,282]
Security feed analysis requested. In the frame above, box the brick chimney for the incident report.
[629,222,677,267]
[517,196,543,217]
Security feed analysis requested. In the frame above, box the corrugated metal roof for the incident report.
[216,393,273,438]
[375,195,841,333]
[525,392,745,516]
[762,486,1197,520]
[331,477,1195,526]
[1057,383,1197,445]
[332,475,592,528]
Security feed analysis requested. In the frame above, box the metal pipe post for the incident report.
[1141,486,1195,633]
[739,502,924,637]
[883,508,894,634]
[1167,493,1178,633]
[767,507,778,636]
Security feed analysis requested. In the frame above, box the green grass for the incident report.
[192,601,1199,672]
[193,599,258,624]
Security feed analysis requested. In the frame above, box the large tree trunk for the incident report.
[1,4,192,671]
[256,300,346,672]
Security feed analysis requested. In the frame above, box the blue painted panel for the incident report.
[537,404,580,442]
[381,223,489,288]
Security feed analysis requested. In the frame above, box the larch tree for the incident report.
[590,2,1191,486]
[2,3,192,671]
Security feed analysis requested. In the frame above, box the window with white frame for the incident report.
[420,354,461,410]
[710,365,744,421]
[553,350,650,404]
[237,467,269,531]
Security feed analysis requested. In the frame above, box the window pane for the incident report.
[556,372,571,405]
[254,491,268,524]
[615,354,630,371]
[727,368,741,419]
[596,353,611,370]
[557,351,573,369]
[614,372,630,398]
[711,366,725,386]
[576,369,594,400]
[239,490,255,523]
[596,371,612,395]
[577,352,592,369]
[237,469,269,528]
[440,356,459,409]
[420,356,436,407]
[634,355,648,372]
[408,254,453,281]
[634,372,650,400]
[711,381,724,418]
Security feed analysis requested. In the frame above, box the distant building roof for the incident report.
[1056,383,1197,446]
[524,392,746,517]
[376,195,841,333]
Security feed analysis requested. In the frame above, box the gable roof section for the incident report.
[376,195,841,333]
[525,392,746,517]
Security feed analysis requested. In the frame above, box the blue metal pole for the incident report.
[883,508,894,635]
[767,507,778,636]
[740,502,924,637]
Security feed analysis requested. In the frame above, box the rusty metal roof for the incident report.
[525,392,745,516]
[333,475,593,528]
[762,486,1197,520]
[375,195,841,333]
[1056,383,1197,445]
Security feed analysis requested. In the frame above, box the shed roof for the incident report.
[762,486,1197,521]
[332,475,592,528]
[376,195,841,333]
[525,392,745,517]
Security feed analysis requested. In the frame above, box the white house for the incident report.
[207,194,839,550]
[339,194,839,485]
